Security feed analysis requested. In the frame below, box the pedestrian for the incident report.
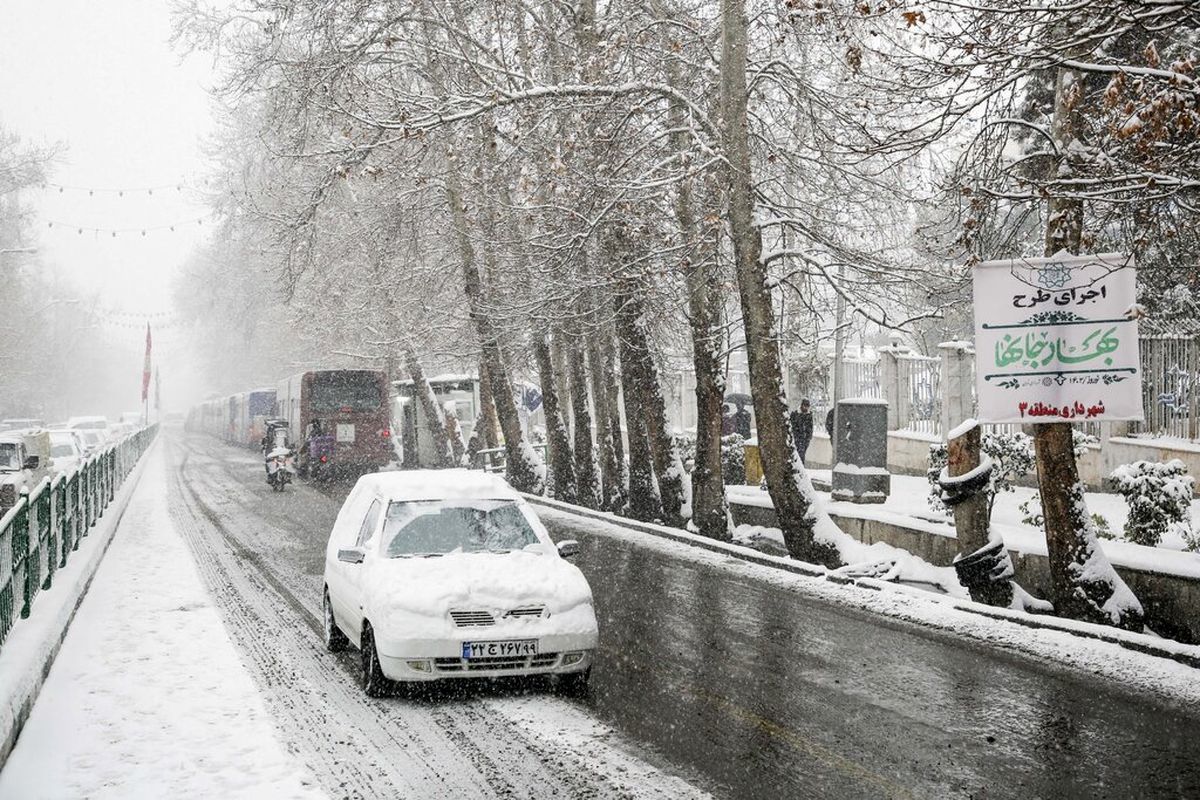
[824,407,835,440]
[733,402,752,439]
[789,399,813,465]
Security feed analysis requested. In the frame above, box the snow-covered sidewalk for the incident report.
[0,447,323,799]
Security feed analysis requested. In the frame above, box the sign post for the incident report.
[973,252,1142,425]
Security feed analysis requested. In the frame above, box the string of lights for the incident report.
[45,216,209,237]
[38,178,215,196]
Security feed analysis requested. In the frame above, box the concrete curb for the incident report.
[524,493,1200,671]
[0,438,158,768]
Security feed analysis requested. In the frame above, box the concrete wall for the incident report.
[729,499,1200,644]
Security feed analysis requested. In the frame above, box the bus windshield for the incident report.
[311,372,382,413]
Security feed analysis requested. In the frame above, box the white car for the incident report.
[47,429,86,474]
[67,416,112,442]
[323,470,598,697]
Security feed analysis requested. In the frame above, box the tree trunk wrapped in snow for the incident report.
[588,328,624,512]
[405,348,453,469]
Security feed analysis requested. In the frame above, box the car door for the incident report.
[326,486,373,632]
[340,497,384,643]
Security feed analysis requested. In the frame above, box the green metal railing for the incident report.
[0,424,158,652]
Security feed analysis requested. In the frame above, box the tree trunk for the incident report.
[614,293,662,521]
[533,326,578,503]
[718,0,839,566]
[588,328,623,511]
[403,346,453,468]
[1033,65,1142,630]
[478,357,500,450]
[444,159,544,493]
[569,336,601,509]
[615,282,686,528]
[666,81,731,539]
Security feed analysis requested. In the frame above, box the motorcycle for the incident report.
[261,418,295,492]
[266,446,295,492]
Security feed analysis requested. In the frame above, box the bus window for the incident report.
[311,372,382,412]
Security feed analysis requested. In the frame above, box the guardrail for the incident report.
[0,424,158,652]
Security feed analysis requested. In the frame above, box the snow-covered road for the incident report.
[6,430,1200,799]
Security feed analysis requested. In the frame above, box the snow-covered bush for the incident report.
[721,434,746,485]
[1109,459,1195,547]
[927,431,1034,517]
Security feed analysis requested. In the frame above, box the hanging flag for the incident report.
[141,324,152,402]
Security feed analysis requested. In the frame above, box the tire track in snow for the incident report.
[166,435,705,799]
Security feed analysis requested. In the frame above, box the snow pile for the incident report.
[1109,459,1198,549]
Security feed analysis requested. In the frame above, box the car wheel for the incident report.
[557,667,591,698]
[361,625,388,697]
[323,590,348,652]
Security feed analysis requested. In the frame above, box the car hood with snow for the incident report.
[362,547,596,637]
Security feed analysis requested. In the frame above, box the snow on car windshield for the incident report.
[51,444,76,457]
[382,499,540,557]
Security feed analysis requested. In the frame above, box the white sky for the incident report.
[0,0,215,350]
[0,0,220,407]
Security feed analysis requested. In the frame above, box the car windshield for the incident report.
[51,444,76,457]
[0,443,20,470]
[381,499,540,557]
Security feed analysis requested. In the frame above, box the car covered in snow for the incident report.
[67,415,112,440]
[322,470,598,696]
[47,429,87,474]
[0,432,49,512]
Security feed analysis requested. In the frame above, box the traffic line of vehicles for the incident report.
[187,370,393,479]
[0,414,143,514]
[186,370,598,696]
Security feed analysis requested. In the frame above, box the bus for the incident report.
[276,370,391,476]
[230,388,276,448]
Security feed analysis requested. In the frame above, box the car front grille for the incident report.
[504,605,546,619]
[450,610,495,627]
[434,653,560,673]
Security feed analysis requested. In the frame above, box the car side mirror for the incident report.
[556,540,580,560]
[23,455,39,470]
[337,547,365,564]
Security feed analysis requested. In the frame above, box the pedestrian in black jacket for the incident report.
[789,399,814,465]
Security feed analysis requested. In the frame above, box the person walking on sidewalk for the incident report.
[789,399,813,465]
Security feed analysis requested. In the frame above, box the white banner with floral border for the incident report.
[973,252,1143,424]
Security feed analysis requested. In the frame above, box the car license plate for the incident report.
[462,639,538,660]
[336,423,355,443]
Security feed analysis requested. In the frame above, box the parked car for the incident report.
[48,429,86,474]
[77,430,105,456]
[1,418,45,433]
[322,470,597,697]
[67,416,112,442]
[0,432,49,512]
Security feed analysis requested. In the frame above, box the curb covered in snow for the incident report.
[0,439,158,768]
[525,494,1200,671]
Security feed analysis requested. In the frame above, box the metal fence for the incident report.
[1135,336,1200,441]
[0,424,158,652]
[897,354,941,436]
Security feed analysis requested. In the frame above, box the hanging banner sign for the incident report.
[973,252,1143,423]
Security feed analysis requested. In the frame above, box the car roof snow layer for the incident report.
[355,469,521,502]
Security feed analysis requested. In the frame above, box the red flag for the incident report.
[141,324,152,402]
